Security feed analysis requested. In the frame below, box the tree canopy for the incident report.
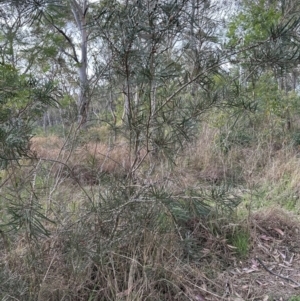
[0,0,299,165]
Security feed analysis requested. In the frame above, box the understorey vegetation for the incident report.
[1,0,300,300]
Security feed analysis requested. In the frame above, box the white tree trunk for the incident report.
[71,0,89,125]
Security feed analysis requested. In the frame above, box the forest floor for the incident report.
[203,208,300,301]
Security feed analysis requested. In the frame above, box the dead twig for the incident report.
[256,257,300,287]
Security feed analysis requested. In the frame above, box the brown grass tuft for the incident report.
[30,136,65,159]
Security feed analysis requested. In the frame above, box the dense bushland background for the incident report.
[1,0,300,300]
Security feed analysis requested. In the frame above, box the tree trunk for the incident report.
[71,0,89,125]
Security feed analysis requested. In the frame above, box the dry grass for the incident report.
[30,136,135,185]
[31,136,65,159]
[31,124,300,191]
[30,136,154,183]
[261,148,300,187]
[176,123,300,191]
[2,195,300,301]
[74,141,132,175]
[175,125,230,188]
[2,123,300,301]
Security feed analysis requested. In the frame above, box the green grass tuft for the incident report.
[229,228,250,258]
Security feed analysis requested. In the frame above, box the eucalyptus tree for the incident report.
[32,0,92,125]
[1,0,102,126]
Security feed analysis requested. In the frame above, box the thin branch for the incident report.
[256,257,300,287]
[42,12,79,63]
[155,38,271,115]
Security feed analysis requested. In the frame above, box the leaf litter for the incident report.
[205,208,300,301]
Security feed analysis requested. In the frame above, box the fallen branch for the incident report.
[256,257,300,287]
